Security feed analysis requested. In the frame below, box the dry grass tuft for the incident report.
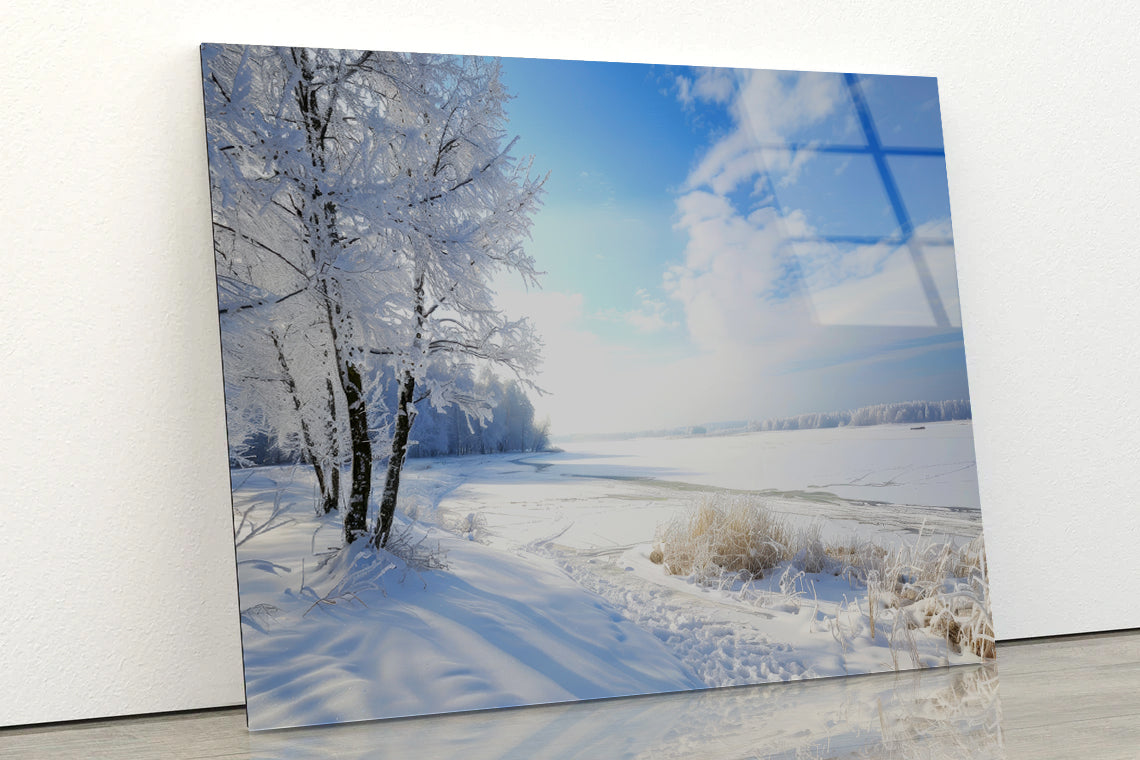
[653,494,995,661]
[874,534,995,659]
[654,495,798,580]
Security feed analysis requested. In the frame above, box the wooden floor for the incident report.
[2,630,1138,759]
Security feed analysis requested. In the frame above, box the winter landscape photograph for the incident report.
[202,44,993,730]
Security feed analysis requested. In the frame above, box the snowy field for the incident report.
[232,421,990,729]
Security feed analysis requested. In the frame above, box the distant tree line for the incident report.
[236,368,549,465]
[404,370,550,458]
[749,400,971,432]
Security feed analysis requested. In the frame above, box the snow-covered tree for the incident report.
[205,45,389,537]
[202,44,544,547]
[368,57,545,548]
[402,369,550,458]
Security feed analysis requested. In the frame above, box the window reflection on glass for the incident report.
[729,72,959,329]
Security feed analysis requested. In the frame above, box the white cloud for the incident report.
[666,189,813,352]
[732,71,844,140]
[674,75,693,107]
[491,281,702,434]
[675,68,735,109]
[777,145,818,188]
[790,220,962,327]
[594,288,678,334]
[799,242,936,326]
[690,67,735,105]
[684,71,848,198]
[493,272,960,437]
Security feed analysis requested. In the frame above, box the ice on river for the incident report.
[429,421,982,555]
[550,421,981,508]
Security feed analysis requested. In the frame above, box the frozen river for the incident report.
[423,420,984,563]
[545,421,981,510]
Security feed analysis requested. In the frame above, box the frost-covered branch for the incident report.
[234,493,295,548]
[212,222,309,279]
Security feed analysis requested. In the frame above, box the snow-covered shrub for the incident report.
[653,495,995,661]
[653,494,797,580]
[447,511,487,542]
[383,521,450,572]
[653,494,842,581]
[816,532,993,660]
[792,522,828,574]
[300,542,395,616]
[865,533,994,659]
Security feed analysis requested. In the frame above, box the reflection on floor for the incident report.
[2,630,1138,759]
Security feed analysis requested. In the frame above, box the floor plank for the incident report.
[1003,717,1140,760]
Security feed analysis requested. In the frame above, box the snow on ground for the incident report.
[232,422,989,729]
[234,476,700,729]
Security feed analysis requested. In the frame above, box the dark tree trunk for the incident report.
[324,462,341,513]
[372,269,426,548]
[310,460,335,514]
[373,369,415,548]
[342,361,372,543]
[322,376,342,514]
[289,47,372,540]
[316,287,373,544]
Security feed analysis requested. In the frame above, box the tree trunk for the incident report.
[342,361,372,543]
[309,460,335,514]
[291,48,370,538]
[273,331,339,514]
[373,266,427,548]
[373,369,415,548]
[322,376,342,514]
[325,462,341,513]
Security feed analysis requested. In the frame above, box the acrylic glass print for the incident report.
[201,43,994,730]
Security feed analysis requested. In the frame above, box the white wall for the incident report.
[3,0,1138,727]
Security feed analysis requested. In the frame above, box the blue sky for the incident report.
[499,58,697,355]
[494,59,969,435]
